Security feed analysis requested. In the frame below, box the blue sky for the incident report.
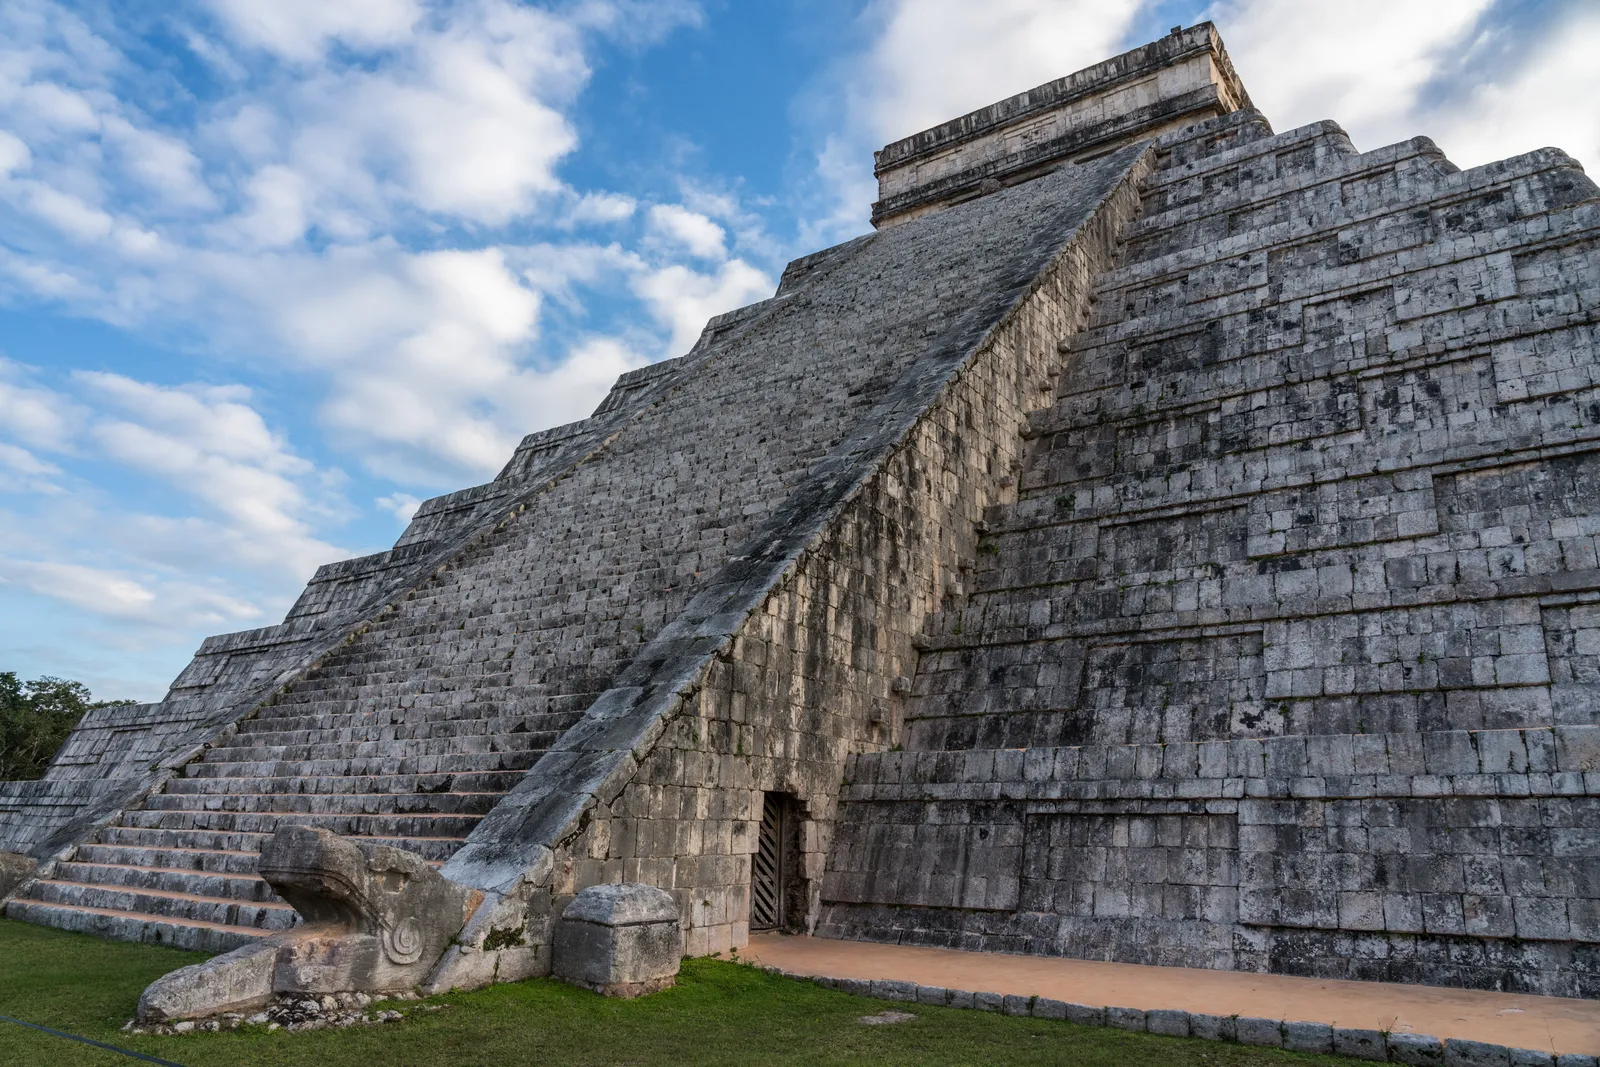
[1,0,1597,701]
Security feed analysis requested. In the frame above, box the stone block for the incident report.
[1002,994,1032,1016]
[915,985,948,1006]
[1189,1013,1235,1042]
[1334,1027,1390,1061]
[1445,1039,1513,1067]
[1064,1002,1105,1026]
[1284,1020,1334,1054]
[1556,1055,1599,1067]
[1509,1050,1556,1067]
[1390,1033,1447,1066]
[872,979,918,1002]
[1236,1017,1284,1047]
[1032,997,1067,1020]
[1107,1006,1147,1031]
[1146,1008,1190,1036]
[137,941,277,1022]
[973,991,1004,1012]
[552,883,682,998]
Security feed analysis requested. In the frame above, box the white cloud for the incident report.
[568,191,637,226]
[205,0,423,62]
[1421,9,1600,171]
[1206,0,1494,150]
[633,258,773,357]
[0,130,31,176]
[0,359,81,449]
[647,203,726,259]
[377,492,422,522]
[0,441,61,493]
[854,0,1145,143]
[0,0,723,502]
[0,559,158,618]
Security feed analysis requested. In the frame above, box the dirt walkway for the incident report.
[744,934,1600,1056]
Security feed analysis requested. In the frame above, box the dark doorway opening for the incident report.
[750,791,805,932]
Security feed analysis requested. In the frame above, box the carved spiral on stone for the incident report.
[383,917,425,965]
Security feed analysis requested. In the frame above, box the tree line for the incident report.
[1,673,135,780]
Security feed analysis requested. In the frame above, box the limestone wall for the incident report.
[821,107,1600,996]
[825,725,1600,996]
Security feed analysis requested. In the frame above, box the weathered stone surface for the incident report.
[0,851,35,900]
[552,883,682,997]
[1391,1034,1449,1067]
[1334,1028,1390,1061]
[1145,1008,1190,1036]
[258,825,482,992]
[1236,1017,1284,1047]
[137,941,276,1022]
[3,15,1598,1010]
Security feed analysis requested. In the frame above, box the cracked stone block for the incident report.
[552,883,682,998]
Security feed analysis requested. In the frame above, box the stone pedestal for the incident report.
[552,884,681,997]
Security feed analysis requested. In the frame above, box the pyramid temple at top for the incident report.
[5,23,1600,1000]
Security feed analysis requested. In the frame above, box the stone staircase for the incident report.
[6,696,562,951]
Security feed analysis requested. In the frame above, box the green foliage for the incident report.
[0,673,135,780]
[0,919,1351,1067]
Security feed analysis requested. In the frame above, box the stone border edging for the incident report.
[763,967,1596,1067]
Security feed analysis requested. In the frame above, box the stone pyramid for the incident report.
[4,24,1599,999]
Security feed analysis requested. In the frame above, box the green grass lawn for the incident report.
[0,918,1351,1067]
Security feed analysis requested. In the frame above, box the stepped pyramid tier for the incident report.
[4,22,1599,1000]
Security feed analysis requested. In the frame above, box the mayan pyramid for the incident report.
[4,24,1600,999]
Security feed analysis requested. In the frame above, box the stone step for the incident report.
[52,861,279,904]
[96,825,467,862]
[116,808,483,840]
[263,689,600,721]
[24,878,297,932]
[167,769,523,795]
[212,727,564,756]
[183,749,543,779]
[142,790,503,816]
[2,899,267,954]
[74,843,264,875]
[231,709,578,740]
[196,732,552,764]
